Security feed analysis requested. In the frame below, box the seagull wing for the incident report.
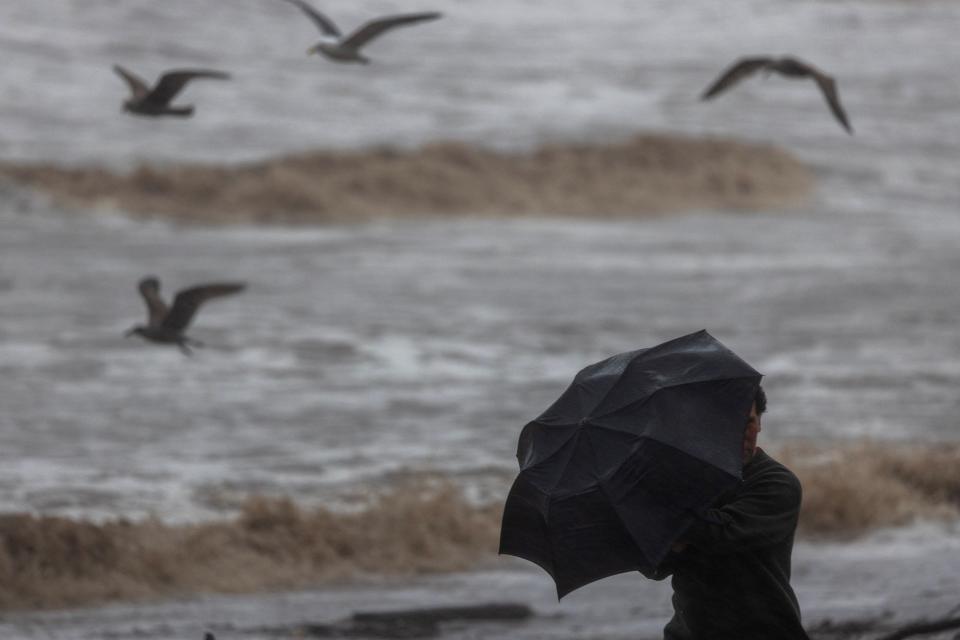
[113,64,151,100]
[341,12,442,50]
[282,0,341,37]
[148,70,231,106]
[700,57,774,100]
[161,283,246,332]
[810,71,853,134]
[137,277,169,327]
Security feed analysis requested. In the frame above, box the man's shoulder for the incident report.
[751,448,798,477]
[748,449,803,500]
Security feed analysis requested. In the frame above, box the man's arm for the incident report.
[638,549,682,581]
[683,468,802,554]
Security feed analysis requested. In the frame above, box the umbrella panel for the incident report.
[516,423,578,470]
[591,331,758,418]
[501,437,740,597]
[533,349,646,428]
[520,427,640,496]
[500,475,555,578]
[591,377,758,477]
[604,437,739,569]
[533,331,758,427]
[500,479,648,598]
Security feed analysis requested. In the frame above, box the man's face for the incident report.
[743,402,761,464]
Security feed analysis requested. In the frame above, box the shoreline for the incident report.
[1,440,958,613]
[0,133,812,225]
[3,533,960,640]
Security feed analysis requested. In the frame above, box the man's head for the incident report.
[743,385,766,464]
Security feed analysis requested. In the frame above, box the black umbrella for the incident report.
[499,330,761,597]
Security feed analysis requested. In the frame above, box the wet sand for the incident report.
[0,135,812,225]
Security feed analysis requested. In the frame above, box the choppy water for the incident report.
[3,201,958,521]
[1,0,960,635]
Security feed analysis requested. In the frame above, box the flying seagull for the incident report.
[700,56,853,134]
[281,0,442,64]
[125,276,246,355]
[113,65,230,117]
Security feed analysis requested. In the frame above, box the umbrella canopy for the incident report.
[499,330,762,597]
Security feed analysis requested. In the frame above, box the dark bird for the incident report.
[125,276,245,355]
[281,0,442,64]
[700,55,853,134]
[113,65,230,117]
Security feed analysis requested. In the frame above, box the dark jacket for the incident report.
[644,449,809,640]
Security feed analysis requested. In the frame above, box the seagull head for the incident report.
[124,325,147,338]
[306,37,339,56]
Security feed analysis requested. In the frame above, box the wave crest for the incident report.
[784,442,960,537]
[0,481,500,611]
[0,135,812,223]
[2,442,957,611]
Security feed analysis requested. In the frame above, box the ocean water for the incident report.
[1,0,960,637]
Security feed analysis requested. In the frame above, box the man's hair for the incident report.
[755,385,767,415]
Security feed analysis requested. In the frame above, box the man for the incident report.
[643,386,810,640]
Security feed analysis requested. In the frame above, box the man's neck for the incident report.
[745,447,765,466]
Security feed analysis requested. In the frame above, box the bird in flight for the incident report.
[113,65,230,117]
[700,56,853,134]
[125,276,246,355]
[281,0,442,64]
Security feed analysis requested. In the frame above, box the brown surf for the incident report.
[0,135,812,225]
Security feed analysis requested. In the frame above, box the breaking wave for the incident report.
[0,135,811,224]
[782,441,960,537]
[0,480,501,611]
[1,442,956,611]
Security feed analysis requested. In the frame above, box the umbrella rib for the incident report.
[584,425,719,482]
[546,432,579,494]
[519,424,580,470]
[583,422,644,437]
[543,430,603,588]
[547,430,588,493]
[644,437,743,481]
[593,374,760,420]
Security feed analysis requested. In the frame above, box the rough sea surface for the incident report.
[1,0,959,637]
